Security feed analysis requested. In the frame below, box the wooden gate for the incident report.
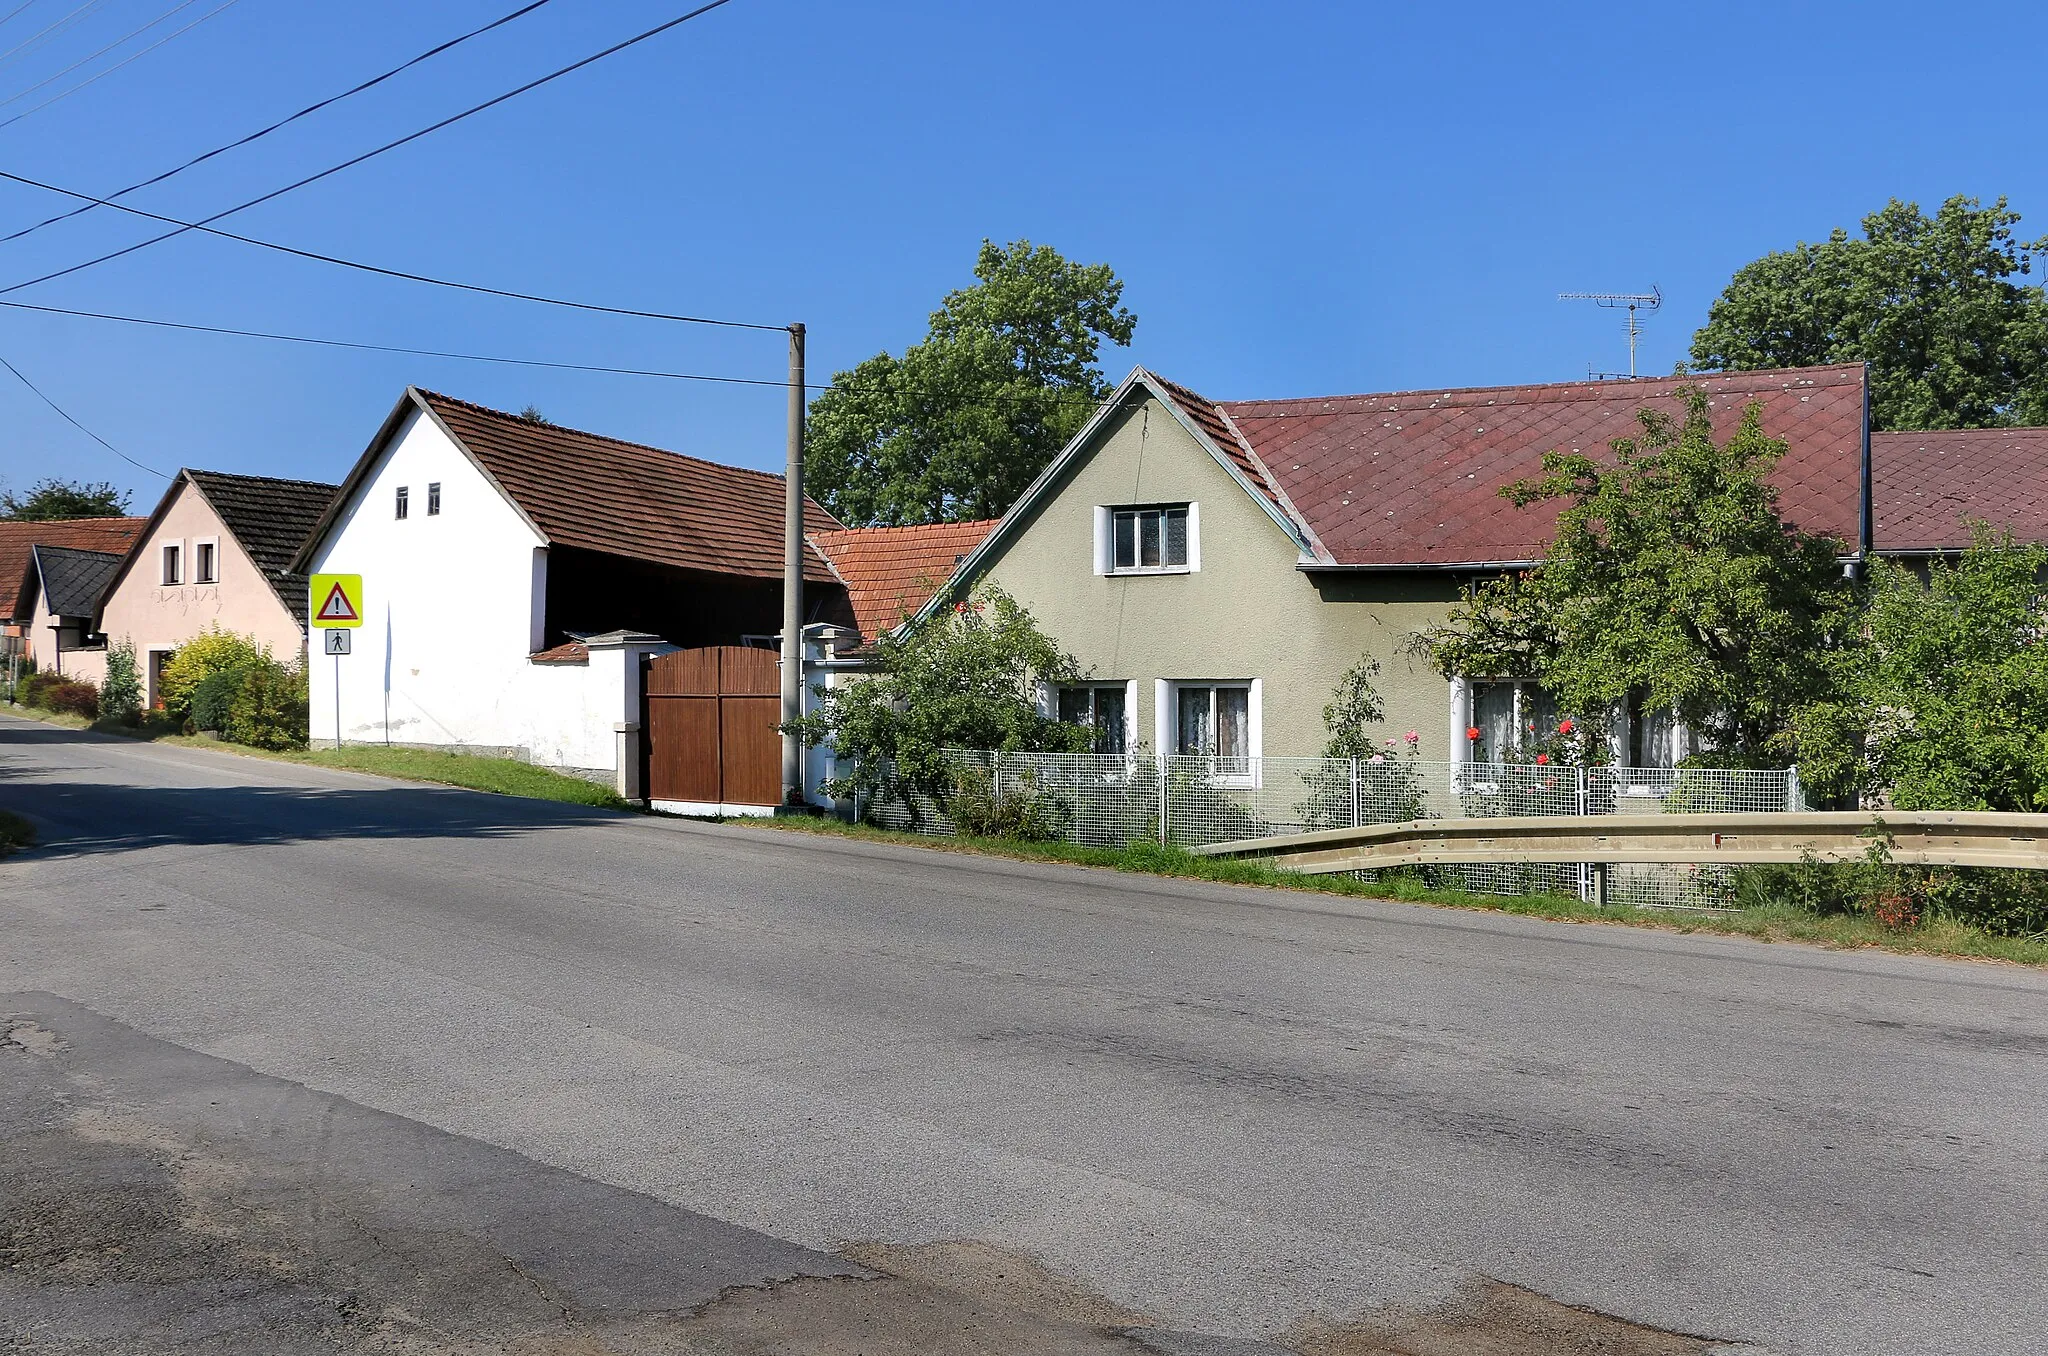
[643,646,782,809]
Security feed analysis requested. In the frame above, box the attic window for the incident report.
[1097,504,1196,575]
[160,543,181,585]
[427,482,441,516]
[194,540,217,584]
[395,485,409,520]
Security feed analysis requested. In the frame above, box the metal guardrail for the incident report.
[1192,811,2048,875]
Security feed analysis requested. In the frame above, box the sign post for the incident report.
[309,574,363,750]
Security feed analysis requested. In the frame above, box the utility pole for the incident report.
[780,321,806,807]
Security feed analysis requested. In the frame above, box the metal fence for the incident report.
[855,752,1802,910]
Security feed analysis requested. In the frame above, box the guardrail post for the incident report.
[1592,861,1610,909]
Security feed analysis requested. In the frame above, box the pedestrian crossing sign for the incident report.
[310,574,363,628]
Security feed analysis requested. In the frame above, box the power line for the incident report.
[0,0,239,131]
[0,295,792,386]
[0,0,742,297]
[0,0,212,112]
[0,0,110,74]
[1,0,553,234]
[0,3,40,33]
[0,165,785,329]
[0,348,167,478]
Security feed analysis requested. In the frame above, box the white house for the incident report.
[291,388,850,791]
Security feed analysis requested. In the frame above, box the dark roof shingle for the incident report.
[1,517,144,620]
[417,391,842,584]
[32,545,125,619]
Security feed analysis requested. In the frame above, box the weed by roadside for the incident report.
[742,816,2048,966]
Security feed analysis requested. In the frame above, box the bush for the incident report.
[219,655,308,751]
[101,640,142,726]
[189,661,254,733]
[947,765,1072,841]
[1733,833,2048,939]
[157,625,268,722]
[36,677,99,719]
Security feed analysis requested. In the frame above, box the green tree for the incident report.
[1415,390,1850,765]
[806,239,1137,525]
[0,477,130,519]
[786,584,1089,814]
[1796,527,2048,810]
[1691,195,2048,429]
[100,639,142,726]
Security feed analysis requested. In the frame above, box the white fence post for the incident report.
[1350,757,1361,828]
[1159,757,1170,846]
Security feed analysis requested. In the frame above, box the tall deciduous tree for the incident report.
[1691,195,2048,430]
[806,240,1136,525]
[1415,390,1850,765]
[0,477,129,519]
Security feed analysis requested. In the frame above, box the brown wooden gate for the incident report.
[643,646,782,808]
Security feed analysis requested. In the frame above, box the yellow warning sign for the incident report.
[310,574,363,628]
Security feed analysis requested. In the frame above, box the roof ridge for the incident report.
[415,388,804,493]
[811,518,1000,541]
[1218,363,1868,412]
[185,467,339,492]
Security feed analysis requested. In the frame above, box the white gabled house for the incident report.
[291,388,850,791]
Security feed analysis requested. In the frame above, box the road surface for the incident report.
[2,713,2043,1354]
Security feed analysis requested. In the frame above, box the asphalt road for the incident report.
[2,713,2044,1355]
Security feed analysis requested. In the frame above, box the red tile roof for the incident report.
[1872,428,2048,551]
[417,391,843,584]
[1,517,145,620]
[1164,365,1869,566]
[810,518,998,641]
[528,640,590,665]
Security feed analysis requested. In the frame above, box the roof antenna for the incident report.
[1559,286,1662,377]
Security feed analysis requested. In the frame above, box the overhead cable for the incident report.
[0,0,240,131]
[0,0,741,297]
[0,0,110,74]
[0,348,167,477]
[1,0,554,234]
[0,0,211,112]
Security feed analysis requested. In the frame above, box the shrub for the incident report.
[220,654,308,751]
[101,640,142,726]
[947,765,1072,841]
[189,661,254,733]
[37,677,99,719]
[157,625,268,722]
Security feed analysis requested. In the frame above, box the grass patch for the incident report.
[3,702,626,811]
[743,816,2048,966]
[0,808,33,859]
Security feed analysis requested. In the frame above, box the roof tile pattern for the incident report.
[418,392,841,583]
[184,470,337,627]
[32,545,124,618]
[1872,428,2048,551]
[1,517,144,620]
[810,519,998,641]
[1183,365,1869,566]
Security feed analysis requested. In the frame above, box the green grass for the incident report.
[3,700,626,811]
[0,808,33,859]
[744,816,2048,966]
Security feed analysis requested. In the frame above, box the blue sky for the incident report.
[1,0,2041,510]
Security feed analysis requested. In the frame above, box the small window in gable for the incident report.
[161,543,181,585]
[194,541,217,584]
[395,485,410,520]
[427,482,441,516]
[1109,504,1191,572]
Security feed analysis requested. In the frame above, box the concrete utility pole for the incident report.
[780,322,806,807]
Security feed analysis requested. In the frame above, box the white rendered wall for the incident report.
[307,408,560,760]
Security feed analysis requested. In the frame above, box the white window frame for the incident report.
[160,541,182,586]
[427,482,442,516]
[1056,680,1136,758]
[1157,677,1260,786]
[192,536,219,585]
[395,485,410,520]
[1094,502,1198,576]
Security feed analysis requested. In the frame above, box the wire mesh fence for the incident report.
[854,752,1803,910]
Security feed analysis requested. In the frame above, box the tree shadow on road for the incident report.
[0,722,626,860]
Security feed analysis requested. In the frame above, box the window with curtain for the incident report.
[1175,683,1251,773]
[1057,685,1129,755]
[1111,505,1189,571]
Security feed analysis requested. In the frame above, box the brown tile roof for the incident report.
[527,640,589,665]
[1872,428,2048,551]
[1,516,144,621]
[810,518,998,641]
[1161,364,1869,566]
[417,391,842,583]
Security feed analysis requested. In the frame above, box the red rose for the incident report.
[1466,726,1480,740]
[1558,718,1575,734]
[1535,753,1550,765]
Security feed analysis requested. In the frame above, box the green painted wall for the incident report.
[976,392,1466,759]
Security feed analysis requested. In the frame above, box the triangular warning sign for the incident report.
[315,582,358,623]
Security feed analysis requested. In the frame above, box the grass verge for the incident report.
[0,808,33,859]
[742,816,2048,966]
[3,702,627,811]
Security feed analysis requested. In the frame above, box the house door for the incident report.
[148,649,173,710]
[642,646,782,810]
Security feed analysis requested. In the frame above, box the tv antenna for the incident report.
[1559,286,1662,377]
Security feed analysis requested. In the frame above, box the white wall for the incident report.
[308,407,567,761]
